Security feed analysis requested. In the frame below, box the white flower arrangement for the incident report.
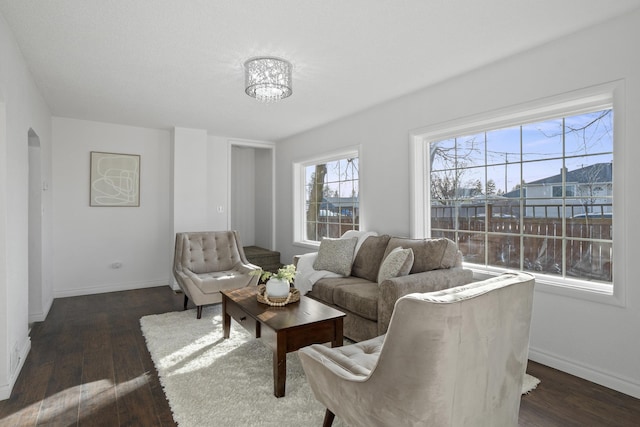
[251,264,296,284]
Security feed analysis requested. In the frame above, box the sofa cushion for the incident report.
[377,247,414,283]
[332,281,379,322]
[308,276,363,305]
[351,234,391,282]
[384,237,458,274]
[184,269,253,294]
[314,237,358,276]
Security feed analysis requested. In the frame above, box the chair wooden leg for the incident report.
[322,409,335,427]
[196,306,203,319]
[183,294,189,310]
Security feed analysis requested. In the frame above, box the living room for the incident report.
[1,1,640,425]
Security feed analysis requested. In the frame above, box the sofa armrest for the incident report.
[377,267,473,335]
[293,252,318,268]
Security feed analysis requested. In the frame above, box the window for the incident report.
[428,107,613,288]
[552,185,575,197]
[294,148,359,245]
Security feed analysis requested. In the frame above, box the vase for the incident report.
[265,278,290,298]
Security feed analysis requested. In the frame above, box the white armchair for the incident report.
[173,230,260,318]
[299,272,535,427]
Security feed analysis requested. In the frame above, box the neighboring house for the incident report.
[504,163,613,217]
[322,197,359,218]
[432,163,614,220]
[305,197,359,217]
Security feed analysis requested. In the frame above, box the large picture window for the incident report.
[294,149,359,244]
[429,107,613,287]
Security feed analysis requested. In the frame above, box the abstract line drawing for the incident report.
[90,151,140,207]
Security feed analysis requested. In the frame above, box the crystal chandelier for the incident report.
[244,57,293,103]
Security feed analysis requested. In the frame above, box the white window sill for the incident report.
[293,240,321,251]
[466,265,624,307]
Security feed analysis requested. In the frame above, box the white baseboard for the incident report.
[0,338,31,401]
[54,279,170,298]
[29,296,54,323]
[28,311,47,323]
[528,346,640,399]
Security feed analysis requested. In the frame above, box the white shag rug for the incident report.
[522,372,541,394]
[140,305,539,427]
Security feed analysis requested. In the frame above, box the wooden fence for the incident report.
[308,216,359,240]
[432,212,612,282]
[307,204,613,282]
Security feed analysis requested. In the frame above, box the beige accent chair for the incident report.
[299,272,535,427]
[173,231,260,318]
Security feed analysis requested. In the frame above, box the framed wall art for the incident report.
[90,151,140,207]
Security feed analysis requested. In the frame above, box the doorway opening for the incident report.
[28,128,43,324]
[229,140,278,270]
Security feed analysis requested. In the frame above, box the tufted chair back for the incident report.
[173,230,259,318]
[176,230,244,274]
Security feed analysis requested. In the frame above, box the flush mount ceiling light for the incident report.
[244,56,293,103]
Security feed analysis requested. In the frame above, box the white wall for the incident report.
[254,147,273,249]
[276,10,640,398]
[28,139,42,322]
[173,128,210,233]
[0,13,52,399]
[207,136,232,231]
[52,118,171,297]
[207,136,233,231]
[231,145,256,245]
[51,122,248,296]
[228,141,276,250]
[170,131,232,235]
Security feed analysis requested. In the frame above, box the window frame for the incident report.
[293,146,361,249]
[409,82,626,307]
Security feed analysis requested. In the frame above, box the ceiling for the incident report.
[1,0,639,141]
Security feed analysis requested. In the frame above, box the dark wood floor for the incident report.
[0,286,638,426]
[0,287,181,426]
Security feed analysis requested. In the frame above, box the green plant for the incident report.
[251,264,296,284]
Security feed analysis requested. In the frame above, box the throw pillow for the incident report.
[351,234,391,282]
[377,247,414,284]
[341,230,378,255]
[313,237,358,276]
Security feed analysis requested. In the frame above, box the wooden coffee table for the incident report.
[221,286,345,398]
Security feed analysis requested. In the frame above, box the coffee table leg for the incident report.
[331,318,344,347]
[273,332,286,397]
[222,296,230,339]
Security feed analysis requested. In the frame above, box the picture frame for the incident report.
[90,151,140,207]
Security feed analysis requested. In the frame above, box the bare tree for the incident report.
[306,164,327,240]
[471,179,483,197]
[305,158,360,240]
[545,110,613,217]
[575,163,610,215]
[429,137,482,204]
[486,179,497,195]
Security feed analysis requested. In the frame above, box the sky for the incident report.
[430,109,613,195]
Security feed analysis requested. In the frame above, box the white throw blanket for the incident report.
[294,231,377,295]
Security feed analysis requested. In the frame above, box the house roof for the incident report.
[503,162,613,198]
[528,163,613,186]
[1,1,639,141]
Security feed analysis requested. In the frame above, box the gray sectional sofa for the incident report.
[302,235,474,342]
